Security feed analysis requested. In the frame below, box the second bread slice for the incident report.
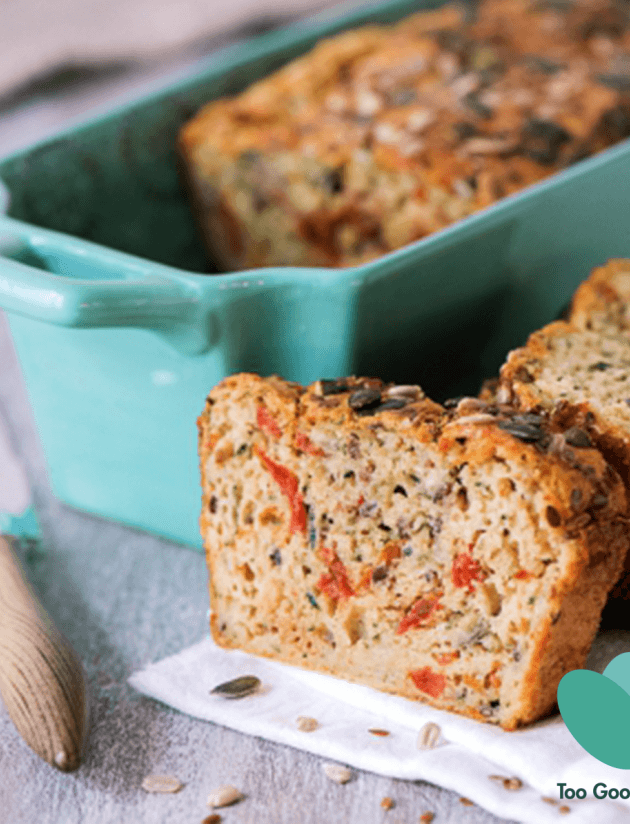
[199,374,628,729]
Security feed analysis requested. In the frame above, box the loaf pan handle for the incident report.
[0,218,211,355]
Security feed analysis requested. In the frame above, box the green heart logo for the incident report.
[558,653,630,768]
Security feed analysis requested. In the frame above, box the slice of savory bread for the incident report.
[198,373,628,729]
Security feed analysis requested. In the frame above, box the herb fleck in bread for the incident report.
[198,374,628,729]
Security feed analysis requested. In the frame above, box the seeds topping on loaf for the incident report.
[198,373,628,729]
[180,0,630,269]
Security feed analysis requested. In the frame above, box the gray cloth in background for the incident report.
[0,1,513,819]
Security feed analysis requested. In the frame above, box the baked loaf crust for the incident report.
[198,373,628,729]
[497,260,630,615]
[499,261,630,486]
[180,0,630,270]
[570,259,630,334]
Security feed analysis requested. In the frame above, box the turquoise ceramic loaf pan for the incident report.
[1,0,630,549]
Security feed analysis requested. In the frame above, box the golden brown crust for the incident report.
[181,0,630,270]
[569,259,630,333]
[199,372,628,729]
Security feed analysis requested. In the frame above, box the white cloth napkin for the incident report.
[130,633,630,824]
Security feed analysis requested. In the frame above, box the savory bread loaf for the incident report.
[180,0,630,270]
[198,373,628,729]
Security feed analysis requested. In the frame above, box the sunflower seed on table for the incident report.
[296,715,319,732]
[322,762,353,783]
[368,728,391,736]
[381,796,395,810]
[202,815,222,824]
[503,777,523,790]
[417,721,442,749]
[141,775,184,793]
[210,675,261,698]
[207,785,244,808]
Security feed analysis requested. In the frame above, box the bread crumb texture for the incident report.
[198,371,628,729]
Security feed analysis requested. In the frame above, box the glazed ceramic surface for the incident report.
[1,0,630,547]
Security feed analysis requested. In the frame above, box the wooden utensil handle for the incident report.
[0,535,88,771]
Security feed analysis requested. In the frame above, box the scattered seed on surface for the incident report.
[368,728,390,737]
[296,716,319,732]
[417,722,441,749]
[381,796,395,810]
[503,777,523,790]
[322,763,353,784]
[460,797,474,806]
[207,785,244,808]
[202,815,222,824]
[542,796,558,804]
[419,814,435,824]
[210,675,261,699]
[141,775,184,794]
[559,805,571,814]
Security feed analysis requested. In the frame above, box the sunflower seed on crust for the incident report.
[211,675,260,699]
[141,775,184,794]
[207,785,244,808]
[384,384,422,399]
[497,419,544,442]
[322,763,353,783]
[348,388,381,410]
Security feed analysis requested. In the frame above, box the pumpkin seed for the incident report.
[211,675,261,699]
